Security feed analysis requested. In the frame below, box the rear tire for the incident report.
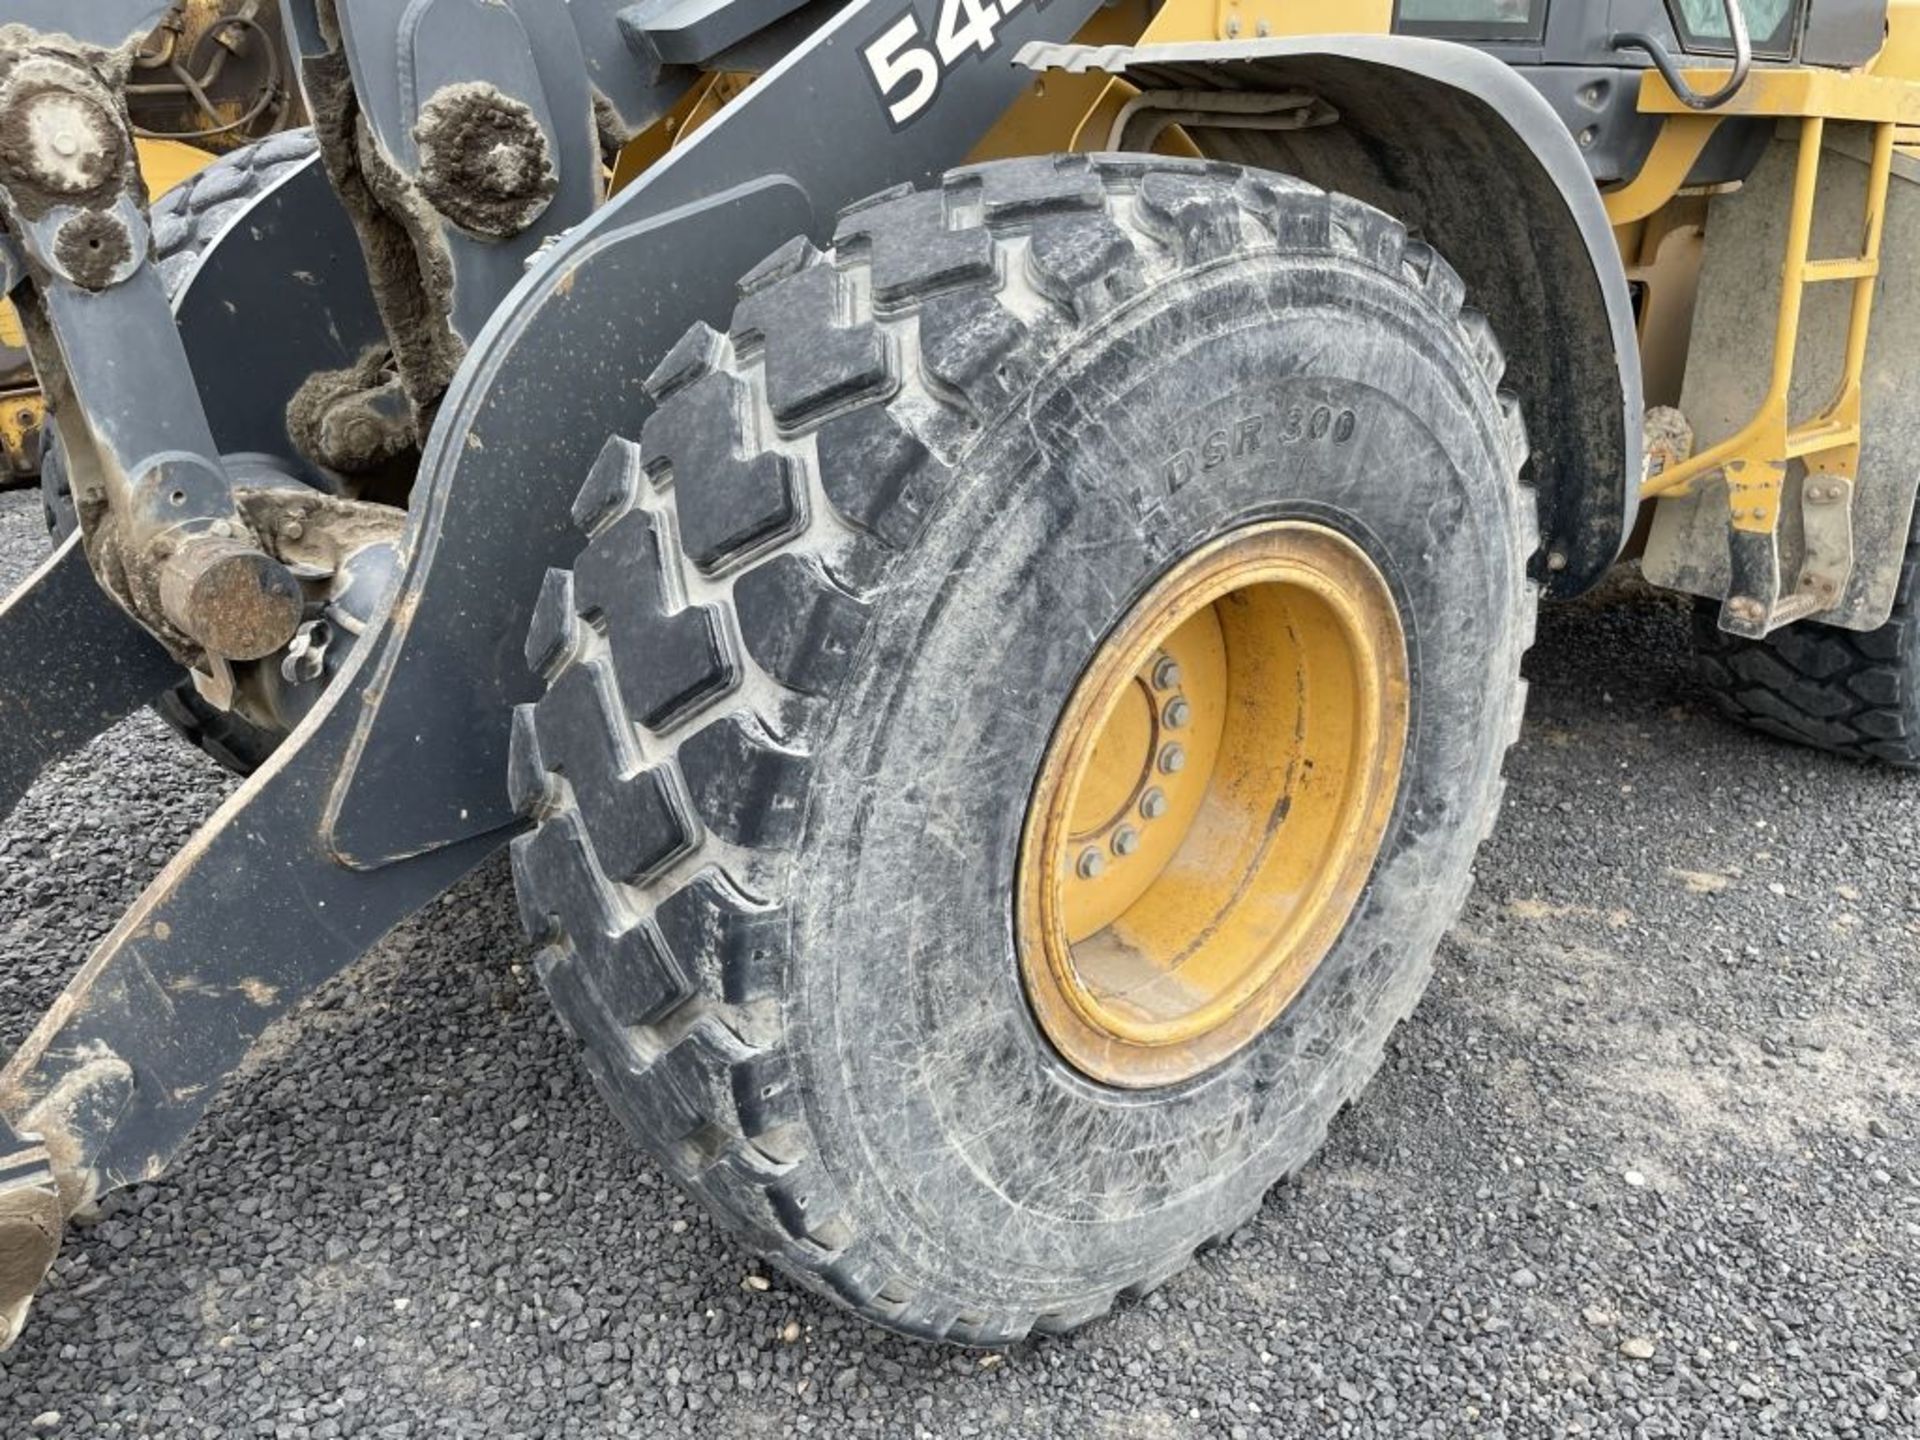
[1690,512,1920,768]
[510,155,1537,1342]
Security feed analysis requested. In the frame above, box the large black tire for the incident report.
[1690,511,1920,768]
[42,131,319,774]
[510,155,1537,1343]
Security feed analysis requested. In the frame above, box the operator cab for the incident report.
[1392,2,1890,184]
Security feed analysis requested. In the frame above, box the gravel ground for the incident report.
[0,486,1915,1439]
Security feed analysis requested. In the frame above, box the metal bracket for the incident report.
[1718,471,1857,638]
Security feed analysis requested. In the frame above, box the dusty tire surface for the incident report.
[42,130,319,775]
[510,154,1538,1343]
[1691,513,1920,769]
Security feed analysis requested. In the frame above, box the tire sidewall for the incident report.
[784,252,1528,1308]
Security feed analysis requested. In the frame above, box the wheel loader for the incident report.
[0,0,1914,1349]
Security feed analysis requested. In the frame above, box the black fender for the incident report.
[1024,37,1644,598]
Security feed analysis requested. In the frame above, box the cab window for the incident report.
[1667,0,1800,54]
[1394,1,1547,41]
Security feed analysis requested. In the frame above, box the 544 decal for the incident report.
[863,0,1050,126]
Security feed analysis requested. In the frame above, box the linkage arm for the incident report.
[0,12,305,668]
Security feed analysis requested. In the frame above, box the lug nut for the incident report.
[1111,826,1140,858]
[1076,847,1106,880]
[1159,743,1187,774]
[1163,698,1191,730]
[1139,788,1168,821]
[1151,657,1182,691]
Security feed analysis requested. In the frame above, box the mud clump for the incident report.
[50,210,131,289]
[413,82,557,241]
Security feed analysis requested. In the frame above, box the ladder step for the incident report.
[1804,257,1880,282]
[1785,419,1860,459]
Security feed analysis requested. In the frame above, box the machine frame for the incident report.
[0,0,1913,1347]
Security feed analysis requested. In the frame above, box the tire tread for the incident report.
[1690,519,1920,768]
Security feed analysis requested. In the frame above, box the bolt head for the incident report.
[1076,848,1106,880]
[1151,657,1182,691]
[416,84,557,238]
[1139,788,1168,821]
[1111,827,1140,858]
[1163,698,1191,730]
[13,91,120,197]
[1159,744,1187,775]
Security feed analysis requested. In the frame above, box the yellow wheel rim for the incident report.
[1016,521,1411,1089]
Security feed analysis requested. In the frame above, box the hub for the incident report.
[1017,521,1412,1089]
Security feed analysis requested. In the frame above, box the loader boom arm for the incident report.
[0,18,308,669]
[0,0,1106,1348]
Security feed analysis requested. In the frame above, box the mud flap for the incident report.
[1646,128,1920,633]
